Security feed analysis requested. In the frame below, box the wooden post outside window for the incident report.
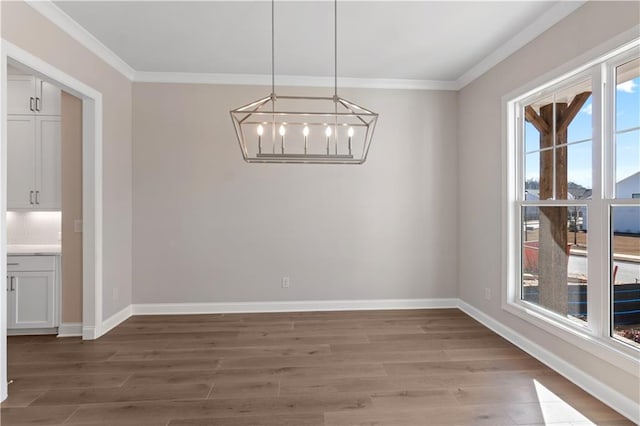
[525,92,591,316]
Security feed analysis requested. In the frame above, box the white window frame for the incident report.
[503,38,640,376]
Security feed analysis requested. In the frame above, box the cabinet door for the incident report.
[36,79,61,116]
[7,116,37,209]
[7,75,36,115]
[35,116,61,209]
[7,271,55,329]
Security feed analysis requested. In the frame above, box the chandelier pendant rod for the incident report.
[271,0,275,97]
[334,0,338,100]
[333,0,338,154]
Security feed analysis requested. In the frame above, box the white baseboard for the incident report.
[131,298,459,315]
[457,300,639,424]
[100,305,132,336]
[57,322,82,337]
[82,325,97,340]
[7,328,57,336]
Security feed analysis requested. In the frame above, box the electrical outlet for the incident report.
[281,276,290,288]
[485,288,491,301]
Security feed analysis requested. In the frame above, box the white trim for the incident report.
[1,40,104,343]
[458,300,639,424]
[134,71,458,91]
[101,304,132,336]
[501,28,640,105]
[131,298,458,315]
[7,328,57,336]
[82,325,97,341]
[57,322,82,337]
[456,1,586,89]
[502,301,640,374]
[1,35,8,404]
[25,1,590,91]
[25,1,136,80]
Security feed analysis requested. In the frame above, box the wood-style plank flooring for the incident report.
[2,309,633,425]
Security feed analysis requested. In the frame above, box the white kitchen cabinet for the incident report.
[8,74,61,116]
[7,255,58,331]
[7,115,61,210]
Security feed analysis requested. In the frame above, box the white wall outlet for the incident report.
[281,276,290,288]
[485,288,491,301]
[74,219,83,233]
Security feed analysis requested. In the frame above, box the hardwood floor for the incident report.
[2,309,633,425]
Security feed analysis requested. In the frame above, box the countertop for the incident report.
[7,244,61,255]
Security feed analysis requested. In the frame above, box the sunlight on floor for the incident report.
[533,379,596,425]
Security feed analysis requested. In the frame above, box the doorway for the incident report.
[1,40,103,401]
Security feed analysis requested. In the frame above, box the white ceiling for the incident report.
[52,1,581,86]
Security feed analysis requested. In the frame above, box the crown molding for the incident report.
[134,71,459,91]
[26,0,136,81]
[26,0,587,91]
[455,1,587,90]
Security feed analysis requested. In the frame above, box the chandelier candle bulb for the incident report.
[279,125,286,154]
[325,126,332,155]
[348,127,354,155]
[257,124,264,154]
[303,126,309,154]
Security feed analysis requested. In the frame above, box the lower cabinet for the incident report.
[7,255,58,331]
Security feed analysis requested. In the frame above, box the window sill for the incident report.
[502,300,640,376]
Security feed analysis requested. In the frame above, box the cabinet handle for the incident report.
[35,191,40,204]
[10,276,15,292]
[30,97,35,111]
[29,190,34,205]
[7,263,19,266]
[35,97,41,112]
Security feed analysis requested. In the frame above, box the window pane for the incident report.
[615,57,640,200]
[616,58,640,132]
[611,206,640,348]
[615,129,640,198]
[568,96,592,143]
[525,151,541,199]
[568,141,592,196]
[521,206,587,322]
[556,80,592,144]
[525,120,540,153]
[524,95,553,151]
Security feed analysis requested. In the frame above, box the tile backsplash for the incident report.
[7,211,62,245]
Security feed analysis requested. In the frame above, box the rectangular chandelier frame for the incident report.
[230,94,378,164]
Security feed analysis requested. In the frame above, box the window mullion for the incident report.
[589,65,606,338]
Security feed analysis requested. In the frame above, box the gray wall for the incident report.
[457,1,639,402]
[2,1,133,320]
[61,91,83,323]
[132,84,458,304]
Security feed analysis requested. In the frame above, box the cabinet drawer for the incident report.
[8,255,56,272]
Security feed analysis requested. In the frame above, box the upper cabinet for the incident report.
[7,73,62,211]
[7,116,62,210]
[8,75,61,116]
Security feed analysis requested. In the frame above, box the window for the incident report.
[611,56,640,347]
[521,76,593,323]
[506,41,640,360]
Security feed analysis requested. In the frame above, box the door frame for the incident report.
[1,39,104,401]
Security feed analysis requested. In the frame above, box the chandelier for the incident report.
[230,0,378,164]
